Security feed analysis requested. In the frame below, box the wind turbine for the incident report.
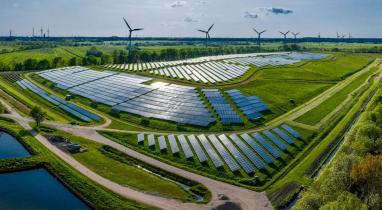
[292,32,300,39]
[253,28,266,46]
[279,31,290,43]
[123,17,144,50]
[198,24,214,47]
[9,29,12,38]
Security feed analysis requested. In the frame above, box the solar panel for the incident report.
[157,136,167,151]
[219,134,254,174]
[197,134,224,168]
[137,133,144,144]
[208,134,240,172]
[281,124,302,139]
[229,134,265,170]
[262,130,287,151]
[240,133,273,164]
[273,128,295,144]
[168,134,179,154]
[252,133,281,158]
[187,135,207,163]
[147,134,155,147]
[177,135,194,159]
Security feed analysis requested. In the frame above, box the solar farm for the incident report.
[32,65,275,127]
[103,52,329,83]
[135,124,300,175]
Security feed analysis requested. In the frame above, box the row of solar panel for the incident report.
[224,52,329,67]
[37,67,215,126]
[148,62,249,84]
[137,124,301,174]
[202,89,242,125]
[17,79,100,122]
[225,89,270,120]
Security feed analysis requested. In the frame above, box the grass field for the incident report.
[99,125,315,191]
[255,53,376,81]
[39,128,197,201]
[296,66,379,125]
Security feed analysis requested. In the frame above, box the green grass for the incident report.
[98,129,314,191]
[255,53,377,81]
[265,70,381,208]
[39,128,196,201]
[232,80,333,118]
[0,118,155,209]
[296,66,379,125]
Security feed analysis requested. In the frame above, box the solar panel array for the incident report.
[103,52,328,83]
[272,128,295,144]
[229,134,265,170]
[282,124,302,139]
[149,62,249,84]
[37,67,214,126]
[224,52,329,67]
[187,135,207,163]
[158,136,167,151]
[177,135,194,159]
[225,89,269,120]
[202,89,242,124]
[218,134,254,174]
[168,134,180,154]
[17,79,100,122]
[208,134,240,172]
[197,134,224,168]
[137,126,302,175]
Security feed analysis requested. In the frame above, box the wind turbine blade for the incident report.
[123,17,132,31]
[208,24,214,32]
[133,28,144,31]
[253,28,259,34]
[286,31,290,35]
[260,30,266,34]
[198,30,207,33]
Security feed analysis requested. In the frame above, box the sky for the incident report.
[1,0,381,38]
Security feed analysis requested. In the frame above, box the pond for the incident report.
[0,168,90,210]
[0,131,31,159]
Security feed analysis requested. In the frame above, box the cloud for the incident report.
[184,17,198,23]
[244,7,293,19]
[170,1,187,8]
[268,7,293,15]
[244,11,258,19]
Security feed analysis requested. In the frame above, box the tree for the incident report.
[68,57,78,66]
[351,154,382,205]
[321,192,368,210]
[30,106,46,128]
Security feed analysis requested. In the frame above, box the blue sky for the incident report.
[1,0,381,38]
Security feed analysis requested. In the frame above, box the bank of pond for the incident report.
[0,131,90,209]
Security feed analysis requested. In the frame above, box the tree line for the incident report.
[294,94,382,210]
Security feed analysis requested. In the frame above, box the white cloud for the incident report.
[170,1,187,8]
[184,17,198,23]
[244,7,294,19]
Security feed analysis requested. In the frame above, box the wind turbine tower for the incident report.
[123,17,144,51]
[32,28,35,37]
[40,26,43,38]
[253,28,266,46]
[279,31,290,43]
[198,24,214,47]
[292,32,300,40]
[9,29,12,38]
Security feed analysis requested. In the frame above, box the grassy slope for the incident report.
[296,66,379,125]
[265,67,381,208]
[255,53,376,81]
[0,118,154,209]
